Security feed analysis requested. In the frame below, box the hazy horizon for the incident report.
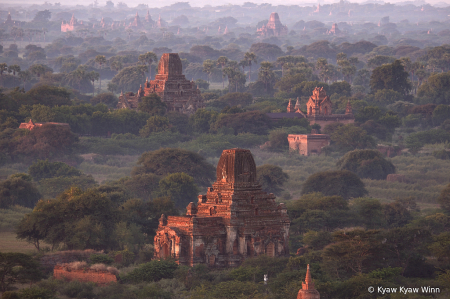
[1,0,450,8]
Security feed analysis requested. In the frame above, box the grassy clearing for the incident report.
[0,231,39,253]
[0,163,30,180]
[78,161,133,183]
[0,206,32,231]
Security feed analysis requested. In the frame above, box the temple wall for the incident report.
[53,266,117,285]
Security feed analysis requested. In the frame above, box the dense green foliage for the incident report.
[256,164,289,195]
[133,148,215,187]
[0,252,42,291]
[336,149,396,180]
[301,170,368,199]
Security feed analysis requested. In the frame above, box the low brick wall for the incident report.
[53,265,117,285]
[41,250,102,273]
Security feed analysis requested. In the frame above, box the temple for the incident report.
[288,129,330,156]
[61,14,84,32]
[297,264,320,299]
[19,119,70,131]
[306,87,354,127]
[153,148,290,267]
[117,53,204,114]
[266,98,305,122]
[257,12,288,37]
[4,12,16,26]
[127,12,143,29]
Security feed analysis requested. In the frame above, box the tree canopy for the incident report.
[336,149,396,180]
[370,60,411,94]
[302,170,368,199]
[132,148,215,187]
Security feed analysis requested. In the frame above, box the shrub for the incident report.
[336,149,395,180]
[60,280,94,299]
[123,259,178,283]
[89,254,114,265]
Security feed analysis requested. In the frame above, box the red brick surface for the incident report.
[53,266,117,285]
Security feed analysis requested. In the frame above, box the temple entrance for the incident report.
[161,243,170,258]
[266,242,275,257]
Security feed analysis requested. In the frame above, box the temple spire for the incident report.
[297,264,320,298]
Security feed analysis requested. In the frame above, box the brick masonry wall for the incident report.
[53,266,117,285]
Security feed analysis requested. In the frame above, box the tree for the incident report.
[24,85,71,107]
[28,160,81,181]
[216,92,253,108]
[0,175,41,208]
[432,104,450,126]
[256,164,288,195]
[32,10,51,22]
[189,109,217,133]
[336,149,395,180]
[132,148,215,187]
[88,71,99,96]
[202,59,215,83]
[139,116,171,137]
[94,55,107,92]
[417,72,450,104]
[370,60,411,94]
[331,124,376,152]
[7,65,20,76]
[110,65,148,93]
[15,124,79,160]
[223,62,246,92]
[249,43,284,61]
[217,56,229,88]
[138,52,157,80]
[267,129,288,152]
[29,64,49,78]
[138,93,167,116]
[244,52,257,82]
[438,183,450,214]
[213,111,272,135]
[322,229,383,278]
[302,170,368,199]
[258,61,276,93]
[17,187,117,251]
[0,253,41,292]
[90,92,118,108]
[157,173,199,208]
[373,89,403,104]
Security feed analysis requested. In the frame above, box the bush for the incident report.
[60,280,95,299]
[123,259,178,283]
[336,149,395,180]
[301,170,368,199]
[89,254,114,265]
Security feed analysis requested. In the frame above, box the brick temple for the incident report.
[61,14,84,32]
[257,12,288,37]
[306,87,354,127]
[153,148,290,267]
[117,53,204,114]
[288,129,330,156]
[297,264,320,299]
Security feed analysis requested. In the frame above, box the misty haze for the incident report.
[0,0,449,298]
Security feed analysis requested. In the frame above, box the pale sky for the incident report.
[1,0,449,7]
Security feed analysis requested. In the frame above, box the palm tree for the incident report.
[19,70,31,89]
[202,59,215,83]
[217,56,229,88]
[29,64,46,78]
[244,52,257,83]
[8,65,21,76]
[88,71,100,96]
[0,63,7,76]
[258,61,275,92]
[95,55,107,93]
[138,52,157,80]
